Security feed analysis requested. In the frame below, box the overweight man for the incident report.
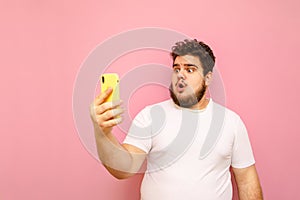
[90,39,263,200]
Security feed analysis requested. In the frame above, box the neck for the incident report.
[190,96,209,110]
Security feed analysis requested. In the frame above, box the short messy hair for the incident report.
[171,39,216,75]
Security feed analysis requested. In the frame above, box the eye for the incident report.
[186,67,195,73]
[173,67,180,73]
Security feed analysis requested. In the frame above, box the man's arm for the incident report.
[90,88,147,179]
[232,164,263,200]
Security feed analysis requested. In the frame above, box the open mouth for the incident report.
[176,81,187,93]
[178,83,185,88]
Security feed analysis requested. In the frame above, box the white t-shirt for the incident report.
[123,99,255,200]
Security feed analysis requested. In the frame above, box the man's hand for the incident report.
[90,87,124,135]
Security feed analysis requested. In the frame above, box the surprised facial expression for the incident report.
[170,55,207,108]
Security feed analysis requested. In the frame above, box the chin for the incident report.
[169,82,207,108]
[177,93,191,100]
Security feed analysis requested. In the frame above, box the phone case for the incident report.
[101,73,120,102]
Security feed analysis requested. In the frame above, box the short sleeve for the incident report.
[123,107,152,153]
[231,117,255,168]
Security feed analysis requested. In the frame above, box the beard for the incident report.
[169,80,207,108]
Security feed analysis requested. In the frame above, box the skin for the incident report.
[232,165,264,199]
[90,55,263,199]
[171,54,212,109]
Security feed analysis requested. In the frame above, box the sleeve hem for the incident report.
[122,141,150,154]
[231,160,256,169]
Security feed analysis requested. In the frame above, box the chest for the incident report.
[147,111,235,172]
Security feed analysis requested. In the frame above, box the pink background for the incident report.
[1,0,300,199]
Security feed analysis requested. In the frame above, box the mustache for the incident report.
[175,79,187,87]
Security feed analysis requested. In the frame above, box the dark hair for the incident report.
[171,39,216,75]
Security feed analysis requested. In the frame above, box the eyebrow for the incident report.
[172,63,199,68]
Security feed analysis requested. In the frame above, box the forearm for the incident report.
[237,181,263,200]
[93,124,133,178]
[90,89,146,179]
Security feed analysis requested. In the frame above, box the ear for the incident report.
[204,71,213,86]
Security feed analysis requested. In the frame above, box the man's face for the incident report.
[170,55,207,108]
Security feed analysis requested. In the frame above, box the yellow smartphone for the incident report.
[101,73,120,102]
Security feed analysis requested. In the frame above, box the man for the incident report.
[90,39,263,199]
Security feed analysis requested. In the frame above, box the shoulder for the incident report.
[211,100,244,127]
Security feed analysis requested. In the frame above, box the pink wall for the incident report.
[1,0,300,199]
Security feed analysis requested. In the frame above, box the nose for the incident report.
[177,69,186,80]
